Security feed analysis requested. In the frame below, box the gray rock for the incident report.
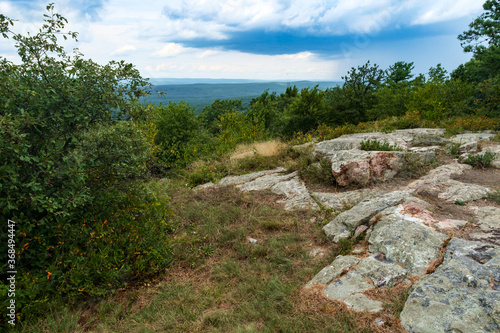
[401,238,500,333]
[218,167,287,187]
[355,254,407,287]
[324,270,374,300]
[434,219,468,231]
[344,293,384,312]
[408,163,491,202]
[368,212,448,276]
[271,176,320,211]
[311,189,379,211]
[323,190,414,242]
[450,132,495,146]
[438,180,492,203]
[236,171,296,192]
[472,206,500,232]
[306,255,360,288]
[323,270,384,312]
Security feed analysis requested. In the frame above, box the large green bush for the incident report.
[0,5,174,325]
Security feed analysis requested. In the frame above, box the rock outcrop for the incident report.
[196,128,500,332]
[400,238,500,333]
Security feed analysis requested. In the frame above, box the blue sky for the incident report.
[0,0,486,81]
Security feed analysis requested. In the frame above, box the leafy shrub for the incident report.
[360,139,402,151]
[463,152,497,168]
[447,142,462,158]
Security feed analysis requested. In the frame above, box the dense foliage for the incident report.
[0,5,173,325]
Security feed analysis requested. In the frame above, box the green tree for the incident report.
[428,63,449,83]
[458,0,500,54]
[0,5,173,323]
[154,101,213,167]
[198,99,244,134]
[385,61,415,85]
[341,61,385,122]
[247,89,279,135]
[280,86,326,137]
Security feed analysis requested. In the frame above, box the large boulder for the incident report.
[401,238,500,333]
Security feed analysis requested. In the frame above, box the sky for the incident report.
[0,0,486,81]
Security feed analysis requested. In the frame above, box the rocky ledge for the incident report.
[197,129,500,332]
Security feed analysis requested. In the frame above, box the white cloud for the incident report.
[111,45,136,56]
[153,43,188,57]
[142,49,341,80]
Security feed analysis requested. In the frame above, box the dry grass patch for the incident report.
[230,139,286,161]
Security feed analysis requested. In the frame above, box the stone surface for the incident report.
[306,255,360,288]
[401,238,500,333]
[469,206,500,245]
[218,167,287,187]
[434,219,468,231]
[271,176,320,211]
[324,270,374,300]
[343,293,384,312]
[438,181,492,203]
[311,189,378,211]
[368,210,448,276]
[355,254,407,287]
[408,163,492,202]
[323,190,414,242]
[327,150,405,186]
[236,171,297,192]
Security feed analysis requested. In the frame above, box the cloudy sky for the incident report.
[0,0,485,81]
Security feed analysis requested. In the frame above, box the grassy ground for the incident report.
[24,183,409,332]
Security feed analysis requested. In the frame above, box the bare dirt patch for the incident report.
[415,190,476,222]
[451,168,500,190]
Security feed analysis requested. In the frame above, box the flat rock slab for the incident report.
[368,210,448,276]
[408,163,492,202]
[323,190,414,243]
[271,177,320,211]
[236,171,297,192]
[469,206,500,245]
[401,238,500,333]
[311,189,379,211]
[321,255,406,312]
[355,254,407,287]
[306,255,360,288]
[324,271,384,312]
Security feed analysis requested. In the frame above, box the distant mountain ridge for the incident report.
[142,80,341,112]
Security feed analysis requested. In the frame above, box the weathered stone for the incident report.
[354,225,368,238]
[306,255,360,288]
[271,176,320,211]
[434,219,468,231]
[438,180,492,203]
[323,190,414,242]
[401,238,500,333]
[329,150,405,186]
[236,171,296,192]
[469,206,500,245]
[323,270,384,312]
[311,189,378,211]
[343,293,384,312]
[471,206,500,232]
[314,133,394,156]
[218,167,287,187]
[355,254,407,287]
[368,211,448,276]
[407,146,440,163]
[450,132,495,146]
[407,163,491,203]
[324,270,373,300]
